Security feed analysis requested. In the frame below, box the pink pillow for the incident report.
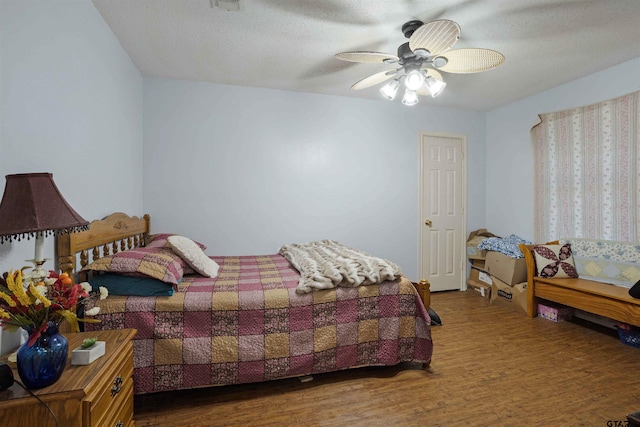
[83,247,184,286]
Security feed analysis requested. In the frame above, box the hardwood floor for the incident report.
[134,291,640,426]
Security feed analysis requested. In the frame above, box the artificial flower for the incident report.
[0,269,104,346]
[80,282,92,293]
[84,307,101,316]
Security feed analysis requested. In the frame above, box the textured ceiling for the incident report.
[92,0,640,111]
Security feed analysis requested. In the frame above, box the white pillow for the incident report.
[167,235,219,278]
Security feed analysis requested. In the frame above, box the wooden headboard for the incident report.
[56,212,150,278]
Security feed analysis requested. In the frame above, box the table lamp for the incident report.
[0,173,89,281]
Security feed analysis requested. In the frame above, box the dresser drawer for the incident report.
[98,378,134,427]
[88,344,134,427]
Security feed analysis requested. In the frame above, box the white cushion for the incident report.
[167,235,219,278]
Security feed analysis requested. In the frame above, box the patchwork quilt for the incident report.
[86,254,433,394]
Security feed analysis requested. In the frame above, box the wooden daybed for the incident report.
[57,212,433,394]
[520,243,640,327]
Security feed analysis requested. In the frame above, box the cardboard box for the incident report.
[469,267,492,286]
[485,251,528,285]
[466,236,488,260]
[537,301,574,322]
[467,279,491,300]
[470,259,486,270]
[466,229,498,260]
[468,266,492,300]
[490,277,528,315]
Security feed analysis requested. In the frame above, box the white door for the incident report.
[419,132,466,292]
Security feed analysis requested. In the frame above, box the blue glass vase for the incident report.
[17,322,68,389]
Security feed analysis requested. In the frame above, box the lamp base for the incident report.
[25,259,49,282]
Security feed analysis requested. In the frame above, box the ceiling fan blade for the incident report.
[351,70,396,91]
[335,51,398,63]
[436,48,505,73]
[409,19,460,56]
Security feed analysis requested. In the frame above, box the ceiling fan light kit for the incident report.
[380,79,400,100]
[336,19,504,106]
[404,69,424,90]
[401,89,419,106]
[425,76,446,97]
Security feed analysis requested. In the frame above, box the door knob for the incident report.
[424,219,432,227]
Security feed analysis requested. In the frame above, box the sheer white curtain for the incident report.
[530,91,640,243]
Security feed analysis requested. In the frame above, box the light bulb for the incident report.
[379,79,400,100]
[402,89,419,106]
[404,69,424,90]
[425,76,446,97]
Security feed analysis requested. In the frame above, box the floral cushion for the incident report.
[82,247,184,286]
[533,243,579,278]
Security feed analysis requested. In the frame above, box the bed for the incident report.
[56,212,433,394]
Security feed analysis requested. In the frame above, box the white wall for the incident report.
[486,57,640,241]
[0,1,144,353]
[144,78,486,279]
[0,0,144,268]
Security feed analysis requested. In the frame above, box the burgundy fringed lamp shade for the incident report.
[0,173,89,280]
[0,173,89,243]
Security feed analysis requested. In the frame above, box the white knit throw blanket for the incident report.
[279,240,402,294]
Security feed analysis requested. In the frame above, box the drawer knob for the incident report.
[115,422,123,427]
[111,375,123,396]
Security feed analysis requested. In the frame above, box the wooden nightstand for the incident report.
[0,329,136,427]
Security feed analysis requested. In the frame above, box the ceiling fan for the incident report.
[335,19,505,106]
